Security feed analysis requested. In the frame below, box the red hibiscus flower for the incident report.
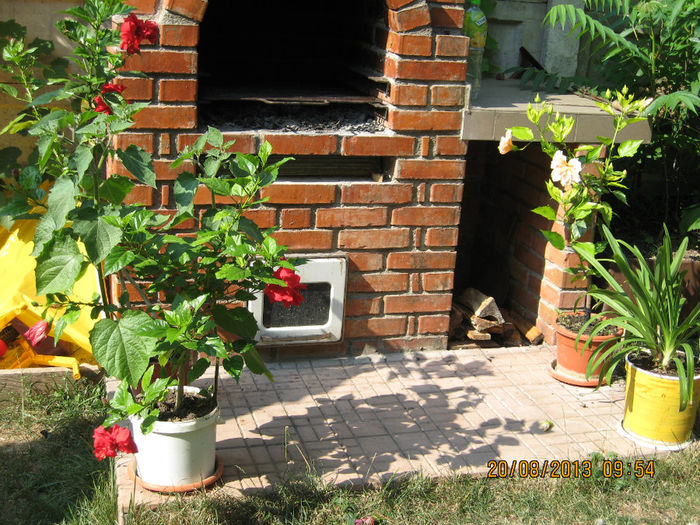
[94,83,126,115]
[93,424,138,460]
[24,320,49,346]
[93,426,118,460]
[264,267,306,308]
[120,13,158,55]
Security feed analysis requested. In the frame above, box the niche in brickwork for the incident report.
[197,0,388,132]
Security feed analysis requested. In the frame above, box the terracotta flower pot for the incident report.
[549,314,619,387]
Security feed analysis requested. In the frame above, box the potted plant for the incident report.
[498,89,648,385]
[573,225,700,448]
[0,0,306,490]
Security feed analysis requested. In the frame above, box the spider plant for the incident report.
[572,224,700,410]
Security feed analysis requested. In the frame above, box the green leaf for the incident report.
[188,357,211,382]
[242,344,272,380]
[531,206,557,221]
[238,216,264,243]
[202,177,232,196]
[104,246,136,275]
[174,171,198,215]
[206,126,223,148]
[73,214,123,264]
[540,230,566,250]
[117,145,156,187]
[32,177,77,256]
[69,144,94,177]
[616,139,643,158]
[212,305,258,340]
[258,141,272,165]
[100,175,134,205]
[510,126,534,141]
[37,133,56,170]
[35,233,85,294]
[90,311,158,387]
[215,264,250,281]
[222,354,244,382]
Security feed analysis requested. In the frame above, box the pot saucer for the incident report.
[548,358,604,387]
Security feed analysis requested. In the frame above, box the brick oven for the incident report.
[112,0,470,357]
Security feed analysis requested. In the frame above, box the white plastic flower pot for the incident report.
[129,386,220,489]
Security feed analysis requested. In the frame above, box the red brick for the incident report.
[540,281,586,310]
[436,35,469,57]
[193,187,244,205]
[385,294,452,314]
[381,84,429,106]
[395,159,465,180]
[429,183,463,202]
[263,134,337,155]
[392,206,460,226]
[386,32,432,56]
[159,24,199,47]
[345,317,407,338]
[514,244,545,274]
[388,110,462,131]
[435,136,467,156]
[242,209,277,229]
[123,185,154,206]
[159,79,197,102]
[338,228,410,249]
[538,301,559,327]
[123,50,196,74]
[383,336,447,352]
[114,132,154,154]
[543,262,589,290]
[345,298,382,317]
[512,286,541,314]
[410,273,421,292]
[418,315,450,334]
[126,0,157,13]
[177,133,256,154]
[422,272,454,291]
[133,106,196,129]
[271,230,334,251]
[261,184,335,204]
[156,209,196,230]
[416,139,428,158]
[384,57,467,82]
[117,77,153,101]
[316,207,388,228]
[280,209,311,229]
[347,253,384,272]
[159,133,171,156]
[544,244,581,269]
[341,136,415,156]
[430,6,464,29]
[388,6,431,32]
[340,183,413,204]
[387,251,457,270]
[348,273,409,293]
[164,0,207,21]
[154,159,194,180]
[425,227,459,246]
[431,85,465,106]
[386,0,414,8]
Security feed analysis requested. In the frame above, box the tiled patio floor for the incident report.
[116,345,659,517]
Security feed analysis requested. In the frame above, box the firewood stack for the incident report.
[449,288,543,346]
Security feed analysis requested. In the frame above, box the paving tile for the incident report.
[117,345,658,521]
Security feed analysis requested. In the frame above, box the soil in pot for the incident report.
[556,312,618,336]
[627,351,700,378]
[143,388,217,422]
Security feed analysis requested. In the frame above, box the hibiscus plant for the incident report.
[0,0,305,449]
[498,88,648,251]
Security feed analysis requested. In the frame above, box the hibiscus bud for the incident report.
[24,320,49,346]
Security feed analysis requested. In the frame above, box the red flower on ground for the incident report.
[264,267,306,308]
[94,83,126,115]
[24,320,49,346]
[120,13,158,54]
[93,424,138,460]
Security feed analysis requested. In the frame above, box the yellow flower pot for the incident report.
[622,353,700,448]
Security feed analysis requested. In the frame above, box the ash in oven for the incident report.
[198,102,385,134]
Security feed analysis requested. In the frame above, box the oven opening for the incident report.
[197,0,388,131]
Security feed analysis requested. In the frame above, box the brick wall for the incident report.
[109,0,469,356]
[459,142,586,345]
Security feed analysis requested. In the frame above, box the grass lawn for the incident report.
[1,378,699,524]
